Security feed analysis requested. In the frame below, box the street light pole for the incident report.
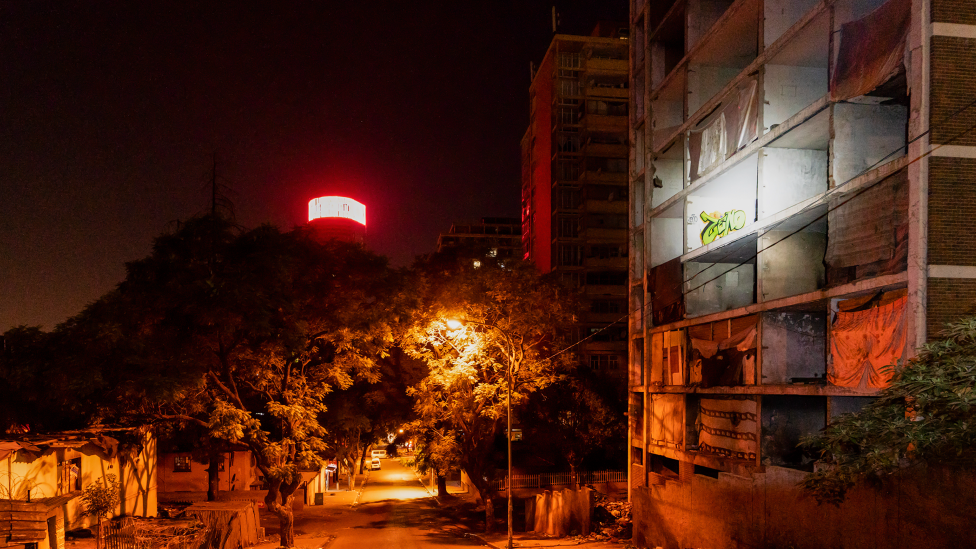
[445,317,515,548]
[507,363,513,549]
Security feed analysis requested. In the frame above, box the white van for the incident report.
[371,448,387,460]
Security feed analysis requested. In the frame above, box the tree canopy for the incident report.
[132,217,407,546]
[3,215,408,548]
[521,361,627,475]
[801,316,976,505]
[404,257,574,531]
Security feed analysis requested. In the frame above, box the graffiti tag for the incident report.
[699,210,747,245]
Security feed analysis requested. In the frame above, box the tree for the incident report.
[0,325,106,432]
[407,421,461,498]
[321,347,425,477]
[156,423,235,502]
[801,316,976,505]
[405,258,573,533]
[81,474,120,549]
[91,216,405,548]
[522,362,627,480]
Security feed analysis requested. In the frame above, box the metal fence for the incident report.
[103,518,208,549]
[489,470,626,491]
[103,520,136,549]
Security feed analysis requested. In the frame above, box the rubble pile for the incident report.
[574,492,632,542]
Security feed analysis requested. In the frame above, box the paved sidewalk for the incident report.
[409,469,631,549]
[474,532,630,549]
[251,471,370,549]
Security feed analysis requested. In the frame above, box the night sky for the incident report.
[1,1,627,331]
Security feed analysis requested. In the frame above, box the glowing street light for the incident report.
[439,317,515,549]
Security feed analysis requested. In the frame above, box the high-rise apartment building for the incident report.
[627,0,976,546]
[436,217,522,258]
[521,23,631,375]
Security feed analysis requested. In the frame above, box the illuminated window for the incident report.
[590,355,619,370]
[586,271,627,285]
[556,185,579,208]
[556,133,579,153]
[591,300,622,314]
[557,245,582,266]
[561,272,582,288]
[58,457,82,493]
[175,456,191,472]
[558,107,578,125]
[558,52,581,69]
[557,217,579,238]
[590,327,627,342]
[473,260,482,269]
[555,161,579,182]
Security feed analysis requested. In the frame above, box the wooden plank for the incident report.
[9,532,47,542]
[0,501,42,511]
[9,524,46,534]
[7,511,45,521]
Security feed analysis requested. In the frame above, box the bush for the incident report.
[801,317,976,504]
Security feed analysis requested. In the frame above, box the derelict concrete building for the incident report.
[626,0,976,546]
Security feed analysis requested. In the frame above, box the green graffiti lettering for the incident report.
[699,209,748,245]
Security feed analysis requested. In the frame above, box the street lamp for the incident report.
[443,318,515,549]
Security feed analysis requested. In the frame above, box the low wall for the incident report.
[159,489,305,510]
[497,481,626,500]
[525,488,594,537]
[185,501,261,548]
[632,466,976,549]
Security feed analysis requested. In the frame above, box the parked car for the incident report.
[371,448,387,459]
[371,457,381,470]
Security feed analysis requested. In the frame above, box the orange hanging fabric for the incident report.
[828,296,907,389]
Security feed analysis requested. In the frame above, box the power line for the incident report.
[542,96,976,362]
[679,106,976,303]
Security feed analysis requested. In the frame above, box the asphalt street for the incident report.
[259,458,484,549]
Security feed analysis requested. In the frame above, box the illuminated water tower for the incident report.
[308,196,366,244]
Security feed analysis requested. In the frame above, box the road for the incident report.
[311,458,483,549]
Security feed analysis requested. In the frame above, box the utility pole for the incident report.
[211,152,217,218]
[507,364,513,549]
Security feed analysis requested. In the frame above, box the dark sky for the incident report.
[0,1,627,331]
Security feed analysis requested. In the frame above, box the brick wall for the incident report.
[930,36,976,147]
[932,0,976,25]
[928,158,976,265]
[927,278,976,340]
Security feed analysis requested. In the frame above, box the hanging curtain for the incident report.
[648,257,684,325]
[826,170,907,269]
[735,79,759,150]
[697,113,727,175]
[698,398,757,460]
[689,323,757,388]
[830,0,911,101]
[689,78,759,181]
[828,295,907,389]
[650,394,684,450]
